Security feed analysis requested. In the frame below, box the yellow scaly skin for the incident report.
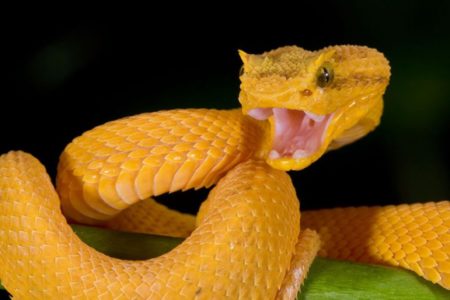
[0,45,448,299]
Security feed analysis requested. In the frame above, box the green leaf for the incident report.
[300,257,449,300]
[72,224,182,260]
[1,224,449,299]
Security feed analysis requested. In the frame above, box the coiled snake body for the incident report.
[0,45,449,299]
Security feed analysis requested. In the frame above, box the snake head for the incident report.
[239,45,390,171]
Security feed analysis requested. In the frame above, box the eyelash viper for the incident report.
[0,45,448,299]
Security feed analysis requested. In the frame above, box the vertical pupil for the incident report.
[322,68,329,82]
[317,66,333,88]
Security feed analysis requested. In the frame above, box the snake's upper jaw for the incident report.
[247,107,334,171]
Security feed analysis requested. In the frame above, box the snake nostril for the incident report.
[302,89,312,96]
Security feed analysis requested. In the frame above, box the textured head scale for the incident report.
[238,46,334,112]
[239,45,390,170]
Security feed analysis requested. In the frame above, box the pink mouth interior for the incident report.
[248,108,332,159]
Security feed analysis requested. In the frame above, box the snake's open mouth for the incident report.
[248,108,333,159]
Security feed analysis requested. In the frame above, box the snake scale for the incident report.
[0,45,449,299]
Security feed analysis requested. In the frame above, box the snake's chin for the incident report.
[247,107,333,160]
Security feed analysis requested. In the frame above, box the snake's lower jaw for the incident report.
[247,107,335,171]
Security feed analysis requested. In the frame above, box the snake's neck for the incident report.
[243,112,272,160]
[57,108,270,224]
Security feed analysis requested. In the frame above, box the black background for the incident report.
[2,2,450,216]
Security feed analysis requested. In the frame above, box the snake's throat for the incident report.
[247,107,333,160]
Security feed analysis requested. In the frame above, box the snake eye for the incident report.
[316,64,334,88]
[239,66,245,77]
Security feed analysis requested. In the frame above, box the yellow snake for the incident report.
[0,45,449,299]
